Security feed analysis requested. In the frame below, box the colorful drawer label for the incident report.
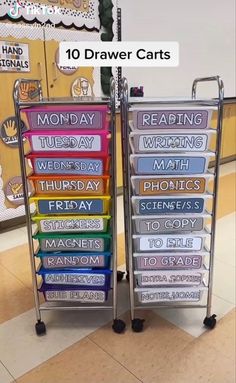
[31,134,102,152]
[37,199,104,214]
[137,235,203,251]
[34,158,103,175]
[134,110,210,130]
[137,287,204,303]
[135,270,206,286]
[38,217,106,233]
[42,254,107,268]
[135,156,206,175]
[40,237,105,252]
[44,272,107,286]
[45,290,105,303]
[29,110,105,130]
[137,197,204,214]
[135,216,204,234]
[35,178,104,194]
[134,133,208,152]
[135,254,203,270]
[136,177,206,195]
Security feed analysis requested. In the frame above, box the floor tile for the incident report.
[214,212,236,267]
[16,338,141,383]
[155,294,234,337]
[0,245,33,289]
[0,362,15,383]
[0,265,34,324]
[89,310,193,382]
[0,229,28,252]
[213,259,236,304]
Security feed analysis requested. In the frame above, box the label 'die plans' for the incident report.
[133,109,211,130]
[34,157,103,175]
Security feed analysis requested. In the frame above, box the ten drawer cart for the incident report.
[13,78,126,335]
[121,76,224,332]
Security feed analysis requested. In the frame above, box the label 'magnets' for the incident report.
[135,254,203,270]
[31,134,102,152]
[137,235,203,251]
[34,158,103,176]
[42,254,107,268]
[134,156,206,175]
[133,133,209,152]
[136,197,204,214]
[136,177,206,195]
[37,198,104,215]
[134,109,210,130]
[29,110,104,130]
[40,237,105,252]
[135,216,204,234]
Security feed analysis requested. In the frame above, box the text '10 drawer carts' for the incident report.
[121,76,224,332]
[13,78,126,336]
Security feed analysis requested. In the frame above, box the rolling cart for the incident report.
[13,77,126,335]
[121,76,224,332]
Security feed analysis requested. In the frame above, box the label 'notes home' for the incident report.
[131,107,214,130]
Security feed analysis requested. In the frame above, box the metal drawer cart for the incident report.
[121,76,224,332]
[13,78,126,335]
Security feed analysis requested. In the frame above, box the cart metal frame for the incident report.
[121,76,224,332]
[13,77,126,335]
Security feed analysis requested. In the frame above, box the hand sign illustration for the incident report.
[73,80,82,96]
[19,82,30,101]
[3,119,17,137]
[9,182,23,195]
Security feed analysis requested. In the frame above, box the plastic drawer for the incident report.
[38,267,112,287]
[34,232,111,252]
[131,174,213,196]
[132,214,209,234]
[130,106,214,130]
[37,251,111,269]
[133,252,210,270]
[39,283,110,303]
[133,234,207,252]
[134,269,209,287]
[135,286,208,303]
[22,105,109,130]
[130,153,213,175]
[132,195,212,215]
[29,175,110,196]
[27,153,110,176]
[32,215,111,233]
[30,196,111,215]
[129,129,216,153]
[24,130,110,153]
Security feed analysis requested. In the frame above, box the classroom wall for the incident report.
[118,0,236,98]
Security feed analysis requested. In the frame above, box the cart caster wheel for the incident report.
[203,314,217,329]
[112,319,126,334]
[126,271,129,282]
[132,318,145,333]
[35,321,46,336]
[117,271,125,282]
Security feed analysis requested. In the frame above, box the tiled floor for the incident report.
[0,161,235,383]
